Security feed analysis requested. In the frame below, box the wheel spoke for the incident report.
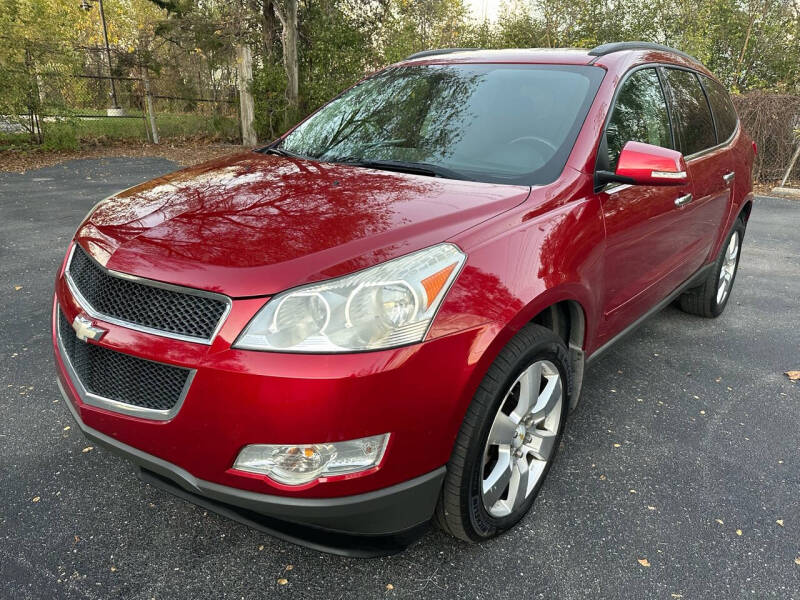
[528,375,562,423]
[488,412,517,446]
[482,448,512,507]
[727,234,739,260]
[509,457,530,510]
[524,428,557,461]
[511,362,541,420]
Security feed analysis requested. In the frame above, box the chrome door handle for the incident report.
[674,193,693,207]
[723,171,735,184]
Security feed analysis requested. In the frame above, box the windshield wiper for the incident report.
[339,159,472,181]
[261,145,307,160]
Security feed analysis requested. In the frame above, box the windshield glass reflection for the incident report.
[278,64,604,186]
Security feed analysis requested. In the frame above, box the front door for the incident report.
[597,67,695,342]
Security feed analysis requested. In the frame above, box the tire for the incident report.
[678,217,746,318]
[434,323,572,542]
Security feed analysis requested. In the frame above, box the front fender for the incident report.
[429,175,605,432]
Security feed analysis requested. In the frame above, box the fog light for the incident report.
[233,434,390,486]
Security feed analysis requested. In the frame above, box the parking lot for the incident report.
[1,157,798,599]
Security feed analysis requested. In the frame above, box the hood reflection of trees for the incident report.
[82,155,440,271]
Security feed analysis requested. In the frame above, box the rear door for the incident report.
[662,68,732,266]
[597,67,696,341]
[698,74,740,250]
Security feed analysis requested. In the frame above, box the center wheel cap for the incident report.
[511,423,526,448]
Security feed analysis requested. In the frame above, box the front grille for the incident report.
[67,244,228,341]
[58,309,191,412]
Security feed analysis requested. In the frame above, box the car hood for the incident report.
[75,152,530,297]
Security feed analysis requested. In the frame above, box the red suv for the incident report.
[53,43,754,555]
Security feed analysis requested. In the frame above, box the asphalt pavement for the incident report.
[1,157,798,599]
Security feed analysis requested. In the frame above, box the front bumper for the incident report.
[53,249,494,553]
[60,379,445,555]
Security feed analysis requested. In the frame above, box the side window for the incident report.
[664,68,717,155]
[701,76,738,142]
[606,68,672,170]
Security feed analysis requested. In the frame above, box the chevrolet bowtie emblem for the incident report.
[72,314,106,342]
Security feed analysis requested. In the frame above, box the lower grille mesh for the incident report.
[58,309,191,412]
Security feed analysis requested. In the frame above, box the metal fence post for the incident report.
[780,143,800,186]
[142,67,159,144]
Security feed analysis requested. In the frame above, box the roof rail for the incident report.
[404,48,479,60]
[588,41,699,63]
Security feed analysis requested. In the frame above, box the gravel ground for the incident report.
[1,158,798,600]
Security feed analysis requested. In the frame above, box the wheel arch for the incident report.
[528,299,587,411]
[737,198,753,224]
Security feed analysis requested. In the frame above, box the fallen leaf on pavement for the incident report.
[110,566,117,572]
[82,446,93,453]
[715,519,724,525]
[776,519,784,527]
[32,496,40,503]
[785,371,800,381]
[277,578,288,585]
[638,558,651,567]
[386,584,394,591]
[14,285,22,291]
[795,557,800,565]
[736,529,742,536]
[285,565,293,571]
[647,506,656,511]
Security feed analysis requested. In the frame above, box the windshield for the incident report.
[277,64,604,185]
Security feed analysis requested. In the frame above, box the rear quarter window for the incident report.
[664,68,717,155]
[701,76,738,142]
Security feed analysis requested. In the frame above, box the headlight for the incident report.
[233,434,390,486]
[234,243,465,352]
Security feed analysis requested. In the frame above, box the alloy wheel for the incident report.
[717,231,740,305]
[481,360,563,518]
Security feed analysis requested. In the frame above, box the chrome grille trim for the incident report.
[65,244,232,345]
[56,305,195,420]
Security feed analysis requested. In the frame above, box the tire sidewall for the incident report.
[465,338,572,539]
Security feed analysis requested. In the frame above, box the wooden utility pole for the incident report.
[236,45,257,146]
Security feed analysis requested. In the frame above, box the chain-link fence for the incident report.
[1,39,241,149]
[733,92,800,184]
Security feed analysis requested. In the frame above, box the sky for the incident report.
[465,0,502,22]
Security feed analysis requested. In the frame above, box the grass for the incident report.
[0,112,239,152]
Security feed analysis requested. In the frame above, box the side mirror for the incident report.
[597,141,688,187]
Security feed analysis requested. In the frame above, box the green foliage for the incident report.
[2,0,799,153]
[252,61,289,140]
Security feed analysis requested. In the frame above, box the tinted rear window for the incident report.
[701,76,738,142]
[664,68,717,155]
[279,64,605,186]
